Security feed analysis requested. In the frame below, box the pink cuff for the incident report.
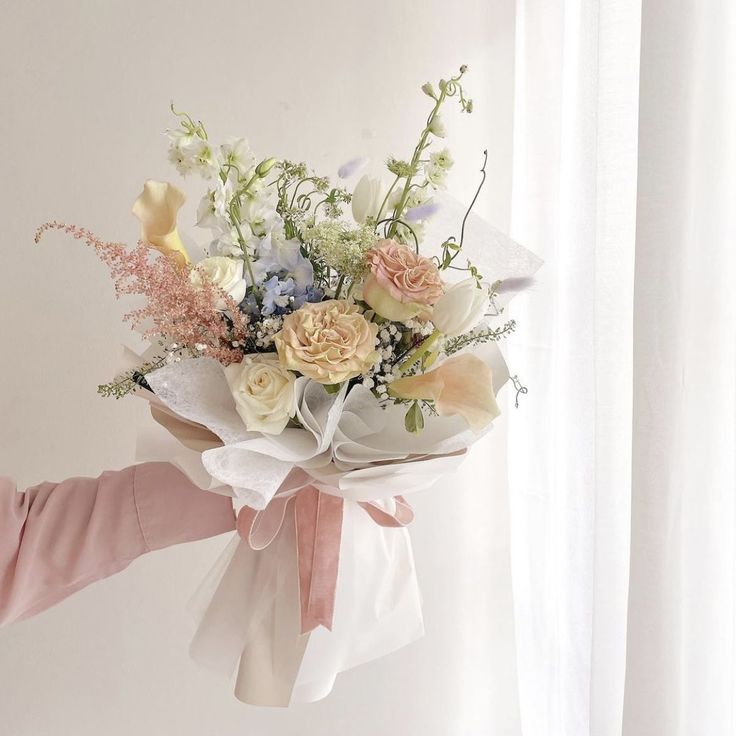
[133,462,235,551]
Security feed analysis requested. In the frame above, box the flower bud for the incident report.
[431,278,488,336]
[255,157,278,177]
[428,114,447,138]
[421,82,436,99]
[351,175,384,223]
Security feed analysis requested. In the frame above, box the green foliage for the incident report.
[404,401,425,434]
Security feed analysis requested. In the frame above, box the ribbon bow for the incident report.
[236,468,413,634]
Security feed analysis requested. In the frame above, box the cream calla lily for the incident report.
[132,180,190,264]
[389,353,499,432]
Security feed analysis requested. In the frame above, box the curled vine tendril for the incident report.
[510,375,528,409]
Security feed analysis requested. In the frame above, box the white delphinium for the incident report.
[210,228,244,257]
[240,183,280,238]
[167,128,219,179]
[220,138,257,180]
[424,148,454,189]
[197,177,234,230]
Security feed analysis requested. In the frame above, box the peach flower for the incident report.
[132,180,190,265]
[362,239,444,321]
[274,300,380,384]
[389,353,500,432]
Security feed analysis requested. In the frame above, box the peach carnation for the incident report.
[274,300,379,384]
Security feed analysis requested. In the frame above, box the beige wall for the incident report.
[0,1,518,733]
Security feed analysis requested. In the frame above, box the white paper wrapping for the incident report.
[129,211,541,705]
[187,501,423,705]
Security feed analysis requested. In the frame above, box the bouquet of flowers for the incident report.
[36,66,540,706]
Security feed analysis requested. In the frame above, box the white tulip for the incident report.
[224,355,296,435]
[431,278,489,337]
[351,175,384,224]
[190,256,247,309]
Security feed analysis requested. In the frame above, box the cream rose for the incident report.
[389,353,499,432]
[431,278,489,336]
[224,354,296,434]
[189,256,247,309]
[274,300,379,384]
[362,239,444,321]
[132,180,190,265]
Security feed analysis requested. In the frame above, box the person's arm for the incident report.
[0,462,235,627]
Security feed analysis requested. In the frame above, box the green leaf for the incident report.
[404,401,425,435]
[324,382,343,395]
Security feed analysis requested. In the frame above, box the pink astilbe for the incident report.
[35,221,251,365]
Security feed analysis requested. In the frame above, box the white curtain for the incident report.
[508,1,736,735]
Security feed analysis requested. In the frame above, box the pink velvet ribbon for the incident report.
[236,469,414,635]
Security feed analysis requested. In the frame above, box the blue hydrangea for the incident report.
[261,275,297,315]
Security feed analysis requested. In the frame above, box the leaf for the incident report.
[404,401,425,435]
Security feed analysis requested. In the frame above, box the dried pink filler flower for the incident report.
[35,221,250,365]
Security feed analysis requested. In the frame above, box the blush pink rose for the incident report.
[362,239,444,321]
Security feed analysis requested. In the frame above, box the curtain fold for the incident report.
[623,1,736,734]
[509,0,736,736]
[508,1,641,733]
[508,1,735,734]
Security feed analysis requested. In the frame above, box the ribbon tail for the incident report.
[295,488,344,633]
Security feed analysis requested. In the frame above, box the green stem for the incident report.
[229,204,256,286]
[388,68,467,238]
[374,174,401,224]
[398,329,441,372]
[334,274,346,300]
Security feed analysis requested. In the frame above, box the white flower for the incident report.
[210,228,244,257]
[224,354,296,435]
[239,186,280,236]
[352,175,385,224]
[196,178,233,230]
[425,161,447,188]
[220,137,256,179]
[430,148,454,170]
[167,130,219,179]
[189,256,247,308]
[431,278,489,337]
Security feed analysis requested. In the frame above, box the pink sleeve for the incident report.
[0,462,235,627]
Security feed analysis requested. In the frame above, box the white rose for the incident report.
[352,175,384,224]
[224,354,296,435]
[190,256,247,309]
[431,278,489,336]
